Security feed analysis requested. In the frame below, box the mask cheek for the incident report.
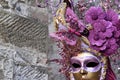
[84,71,101,80]
[72,68,102,80]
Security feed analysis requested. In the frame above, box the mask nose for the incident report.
[80,69,88,75]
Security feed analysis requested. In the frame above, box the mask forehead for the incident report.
[71,52,100,62]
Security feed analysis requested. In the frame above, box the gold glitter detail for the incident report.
[53,3,67,31]
[81,36,90,46]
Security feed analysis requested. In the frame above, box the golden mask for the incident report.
[70,52,107,80]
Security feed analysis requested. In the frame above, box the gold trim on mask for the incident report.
[53,2,68,31]
[81,36,90,46]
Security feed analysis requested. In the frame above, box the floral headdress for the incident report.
[49,0,120,80]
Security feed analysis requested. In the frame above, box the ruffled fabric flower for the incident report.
[50,23,78,45]
[88,20,118,56]
[88,30,106,47]
[94,20,115,39]
[50,7,86,46]
[104,38,118,56]
[104,9,118,25]
[50,31,77,45]
[66,7,85,33]
[85,7,105,24]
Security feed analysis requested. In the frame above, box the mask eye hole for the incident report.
[86,62,99,67]
[72,63,81,68]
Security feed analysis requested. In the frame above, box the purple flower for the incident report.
[93,38,118,56]
[65,7,85,33]
[103,38,118,56]
[85,7,105,24]
[104,9,118,25]
[50,31,77,46]
[89,35,118,56]
[93,20,115,39]
[50,23,79,46]
[93,20,110,32]
[88,20,119,56]
[50,7,87,46]
[66,7,78,24]
[88,30,106,47]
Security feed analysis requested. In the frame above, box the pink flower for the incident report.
[85,7,105,24]
[88,20,119,56]
[50,31,77,46]
[50,7,86,46]
[66,7,85,33]
[104,9,118,25]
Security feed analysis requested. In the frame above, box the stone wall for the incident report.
[0,0,48,80]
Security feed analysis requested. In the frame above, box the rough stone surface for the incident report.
[0,0,48,23]
[0,9,48,53]
[0,42,48,80]
[0,0,48,79]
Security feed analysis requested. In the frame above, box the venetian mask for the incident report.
[49,0,118,80]
[70,52,103,80]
